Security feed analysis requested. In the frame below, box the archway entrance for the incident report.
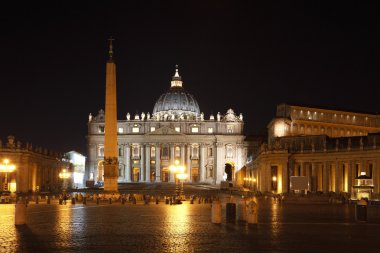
[225,163,234,181]
[191,168,199,182]
[162,167,169,182]
[97,161,104,182]
[132,167,140,182]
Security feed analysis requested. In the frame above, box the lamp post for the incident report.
[0,159,16,191]
[169,160,187,200]
[59,168,71,195]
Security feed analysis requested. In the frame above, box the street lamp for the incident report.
[0,159,16,191]
[59,168,71,194]
[169,160,187,200]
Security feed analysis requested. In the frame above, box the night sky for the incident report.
[1,1,379,155]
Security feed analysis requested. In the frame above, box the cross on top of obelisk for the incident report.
[108,36,115,60]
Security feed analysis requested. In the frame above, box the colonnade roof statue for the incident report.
[152,65,200,120]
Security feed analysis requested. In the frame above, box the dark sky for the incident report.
[0,1,379,155]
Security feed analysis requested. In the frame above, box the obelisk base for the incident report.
[103,160,119,192]
[104,176,118,192]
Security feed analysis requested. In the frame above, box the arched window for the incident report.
[175,146,181,157]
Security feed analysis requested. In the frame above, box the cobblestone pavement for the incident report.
[1,197,380,253]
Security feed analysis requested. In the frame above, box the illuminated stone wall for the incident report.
[0,135,71,193]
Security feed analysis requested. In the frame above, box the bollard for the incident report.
[35,196,39,204]
[156,198,159,204]
[109,198,112,204]
[47,196,51,205]
[96,197,100,205]
[59,198,63,205]
[237,199,247,222]
[198,198,201,204]
[190,199,194,204]
[71,197,76,205]
[246,201,258,224]
[165,198,169,205]
[132,197,136,205]
[226,203,236,223]
[122,198,126,205]
[15,198,27,225]
[83,197,87,205]
[211,200,222,224]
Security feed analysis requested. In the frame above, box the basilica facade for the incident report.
[86,66,246,185]
[244,104,380,199]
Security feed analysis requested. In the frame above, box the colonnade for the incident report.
[248,157,380,196]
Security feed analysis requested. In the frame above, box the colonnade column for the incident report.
[311,162,316,192]
[170,144,175,182]
[145,144,150,182]
[200,144,205,182]
[126,144,131,182]
[140,145,145,182]
[187,145,191,182]
[335,160,340,193]
[155,144,161,182]
[281,161,288,193]
[323,161,328,193]
[347,161,352,194]
[373,159,379,194]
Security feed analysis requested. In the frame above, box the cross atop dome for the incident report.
[171,64,183,88]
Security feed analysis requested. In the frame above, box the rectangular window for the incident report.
[226,145,233,158]
[118,127,123,133]
[208,127,213,133]
[175,127,180,132]
[98,125,105,133]
[150,127,156,132]
[151,146,156,157]
[191,127,199,133]
[132,127,140,133]
[133,146,139,157]
[227,125,233,134]
[191,146,199,158]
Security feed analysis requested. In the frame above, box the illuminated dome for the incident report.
[152,66,200,120]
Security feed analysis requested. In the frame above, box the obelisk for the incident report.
[103,37,118,192]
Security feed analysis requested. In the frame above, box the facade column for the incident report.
[145,144,151,182]
[140,145,145,182]
[181,144,185,165]
[155,144,161,182]
[200,144,205,182]
[170,144,175,182]
[216,142,224,184]
[323,161,328,193]
[187,144,191,182]
[126,144,131,182]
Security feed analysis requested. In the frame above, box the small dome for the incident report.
[152,66,200,119]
